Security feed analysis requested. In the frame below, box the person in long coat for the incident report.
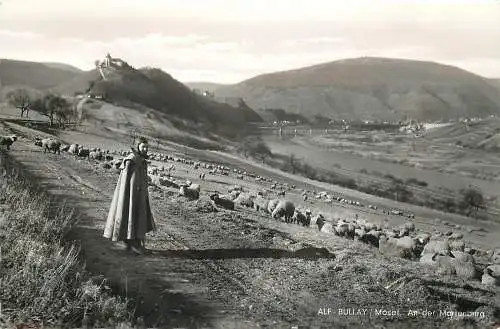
[103,137,156,255]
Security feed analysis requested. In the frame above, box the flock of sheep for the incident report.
[141,151,500,288]
[3,133,500,288]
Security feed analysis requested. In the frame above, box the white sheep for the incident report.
[234,193,255,208]
[35,138,61,154]
[253,196,269,213]
[271,200,295,222]
[0,135,17,150]
[481,268,499,286]
[89,150,103,160]
[267,198,280,214]
[179,183,200,200]
[379,236,418,260]
[68,144,79,154]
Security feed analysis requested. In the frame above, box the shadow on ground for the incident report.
[150,247,335,260]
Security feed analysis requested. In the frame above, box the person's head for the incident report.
[136,137,149,156]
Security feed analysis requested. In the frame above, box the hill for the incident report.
[426,117,500,150]
[0,57,262,139]
[0,59,82,90]
[62,65,262,138]
[52,69,102,96]
[41,62,83,74]
[214,57,500,122]
[489,78,500,91]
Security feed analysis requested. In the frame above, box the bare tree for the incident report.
[29,93,70,127]
[6,89,31,118]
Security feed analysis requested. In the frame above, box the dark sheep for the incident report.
[35,137,61,154]
[0,135,17,150]
[272,200,295,222]
[209,193,235,210]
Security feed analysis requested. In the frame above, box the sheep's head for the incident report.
[34,139,42,147]
[209,193,219,201]
[11,135,17,141]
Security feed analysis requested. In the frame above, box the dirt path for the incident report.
[2,124,499,328]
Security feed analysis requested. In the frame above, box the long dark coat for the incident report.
[103,149,156,241]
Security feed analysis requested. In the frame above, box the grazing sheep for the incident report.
[229,185,243,192]
[158,177,179,189]
[297,210,311,226]
[291,209,309,226]
[0,135,18,150]
[112,159,123,169]
[481,268,499,286]
[234,193,255,208]
[271,200,295,222]
[492,250,500,264]
[419,253,438,266]
[451,255,477,280]
[379,236,418,260]
[359,230,380,248]
[253,196,269,213]
[267,198,280,214]
[314,214,327,231]
[89,150,103,160]
[415,233,431,245]
[35,138,61,154]
[449,239,465,252]
[422,239,450,256]
[451,250,474,263]
[209,193,235,210]
[179,183,200,200]
[435,255,456,275]
[68,144,79,154]
[76,147,90,158]
[310,213,324,229]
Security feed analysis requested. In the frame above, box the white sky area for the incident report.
[1,0,499,83]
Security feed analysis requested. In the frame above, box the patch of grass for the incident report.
[0,152,134,328]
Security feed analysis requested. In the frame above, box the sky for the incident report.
[1,0,500,84]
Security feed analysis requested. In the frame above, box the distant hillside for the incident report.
[426,117,500,151]
[214,57,500,122]
[52,69,105,96]
[489,78,500,91]
[61,65,263,138]
[0,59,82,90]
[42,62,83,74]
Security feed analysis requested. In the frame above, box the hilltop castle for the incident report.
[95,53,128,69]
[94,53,130,81]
